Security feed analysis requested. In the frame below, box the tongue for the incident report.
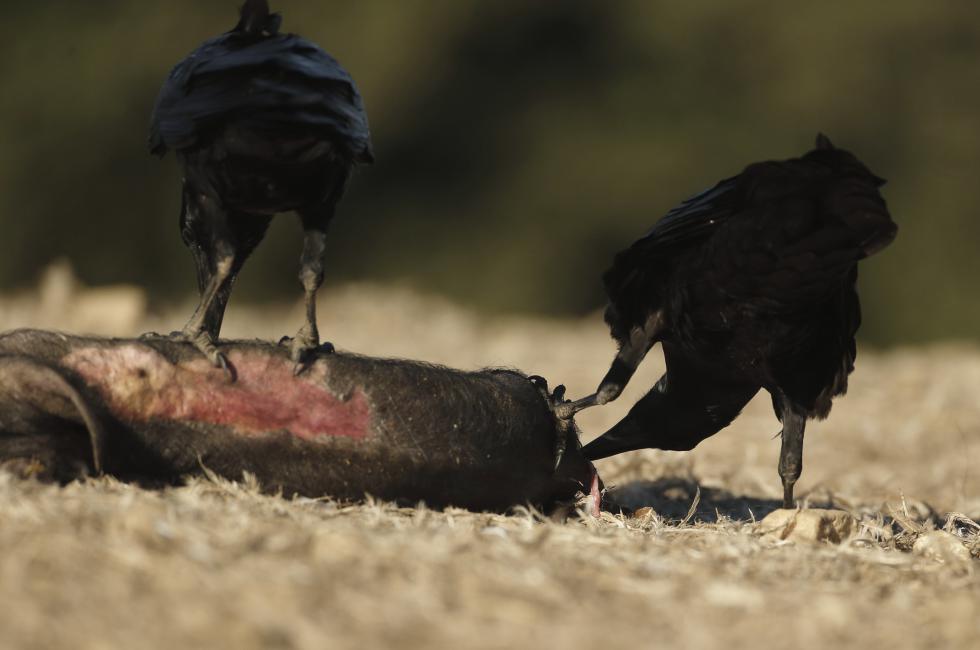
[586,461,602,517]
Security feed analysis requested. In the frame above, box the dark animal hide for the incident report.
[0,330,597,513]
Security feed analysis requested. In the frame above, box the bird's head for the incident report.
[233,0,282,37]
[807,133,887,188]
[810,133,896,254]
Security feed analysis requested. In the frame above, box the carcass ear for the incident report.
[815,133,835,150]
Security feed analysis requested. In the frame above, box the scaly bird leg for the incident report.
[556,311,664,420]
[288,203,336,374]
[290,229,326,372]
[554,393,599,421]
[777,406,807,509]
[177,252,235,377]
[172,189,274,379]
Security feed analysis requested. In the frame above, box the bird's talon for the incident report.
[169,329,236,380]
[553,444,565,471]
[552,384,567,403]
[289,334,325,375]
[213,351,236,381]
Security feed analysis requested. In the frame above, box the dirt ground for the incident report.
[1,266,978,650]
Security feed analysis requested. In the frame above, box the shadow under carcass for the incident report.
[608,477,789,523]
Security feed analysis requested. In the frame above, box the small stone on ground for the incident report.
[759,508,857,544]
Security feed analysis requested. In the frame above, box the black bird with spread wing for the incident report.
[559,135,897,507]
[149,0,373,373]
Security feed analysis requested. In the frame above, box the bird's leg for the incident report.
[554,393,599,421]
[291,229,326,369]
[172,188,273,378]
[196,213,273,342]
[169,183,240,375]
[556,311,664,420]
[777,404,807,509]
[179,245,236,375]
[597,311,664,403]
[288,204,336,373]
[582,368,759,462]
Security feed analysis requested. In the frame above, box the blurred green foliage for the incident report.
[0,1,977,345]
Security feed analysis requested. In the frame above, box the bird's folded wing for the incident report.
[149,34,372,160]
[635,174,741,255]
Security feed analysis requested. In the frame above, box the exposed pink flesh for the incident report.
[588,462,602,517]
[63,345,371,440]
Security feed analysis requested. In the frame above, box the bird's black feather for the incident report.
[148,2,373,372]
[603,143,894,357]
[149,25,372,162]
[582,137,897,507]
[602,175,740,341]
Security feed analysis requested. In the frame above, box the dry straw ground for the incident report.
[1,265,978,650]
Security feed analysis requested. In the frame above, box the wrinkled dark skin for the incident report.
[0,330,596,512]
[563,134,897,508]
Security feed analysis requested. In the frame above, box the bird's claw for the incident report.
[529,376,569,412]
[529,376,575,472]
[554,436,566,471]
[213,349,235,381]
[286,332,334,375]
[553,401,575,421]
[551,384,567,403]
[171,329,235,381]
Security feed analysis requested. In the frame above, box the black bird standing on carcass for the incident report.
[558,135,897,508]
[149,0,373,373]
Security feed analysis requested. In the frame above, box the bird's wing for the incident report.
[762,265,862,417]
[706,172,890,314]
[601,175,741,338]
[149,34,373,162]
[635,175,742,255]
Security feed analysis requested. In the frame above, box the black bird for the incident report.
[149,0,373,372]
[559,135,897,508]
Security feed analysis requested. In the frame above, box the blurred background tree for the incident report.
[0,0,977,345]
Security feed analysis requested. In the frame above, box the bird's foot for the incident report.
[529,376,577,471]
[550,384,568,469]
[171,329,234,381]
[552,380,624,420]
[279,333,334,375]
[553,392,601,421]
